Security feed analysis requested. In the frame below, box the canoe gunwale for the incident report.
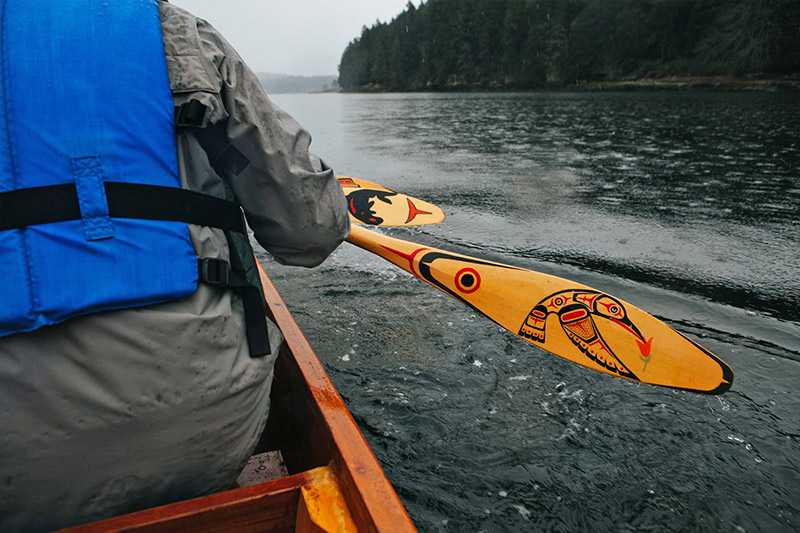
[257,264,415,531]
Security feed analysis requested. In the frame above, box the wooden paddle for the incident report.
[338,177,733,394]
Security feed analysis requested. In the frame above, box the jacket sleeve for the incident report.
[193,18,350,267]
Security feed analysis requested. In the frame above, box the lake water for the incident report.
[259,91,800,532]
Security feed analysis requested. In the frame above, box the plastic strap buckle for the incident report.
[198,258,230,286]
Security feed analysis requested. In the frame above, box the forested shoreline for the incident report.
[338,0,800,91]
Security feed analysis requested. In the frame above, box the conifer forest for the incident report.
[338,0,800,90]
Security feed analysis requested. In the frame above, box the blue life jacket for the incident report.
[0,0,268,354]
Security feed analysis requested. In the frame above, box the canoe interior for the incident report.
[61,264,416,532]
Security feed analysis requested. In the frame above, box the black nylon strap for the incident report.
[175,99,209,127]
[232,275,271,357]
[0,184,79,229]
[194,123,250,177]
[222,231,270,358]
[197,255,270,358]
[0,182,245,233]
[2,181,270,357]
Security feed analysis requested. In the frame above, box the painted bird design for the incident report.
[518,290,653,380]
[345,189,398,225]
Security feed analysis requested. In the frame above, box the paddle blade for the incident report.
[347,225,733,395]
[338,176,444,227]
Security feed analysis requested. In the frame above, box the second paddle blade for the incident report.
[338,176,445,227]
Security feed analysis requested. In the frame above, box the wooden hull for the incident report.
[62,264,415,532]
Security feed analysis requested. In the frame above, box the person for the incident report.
[0,0,349,529]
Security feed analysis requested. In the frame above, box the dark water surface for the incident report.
[260,92,800,532]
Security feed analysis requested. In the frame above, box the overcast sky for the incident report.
[169,0,417,77]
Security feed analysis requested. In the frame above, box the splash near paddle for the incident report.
[338,176,444,227]
[346,224,733,394]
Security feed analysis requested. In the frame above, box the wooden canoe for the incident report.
[62,263,416,532]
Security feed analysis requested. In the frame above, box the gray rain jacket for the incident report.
[0,3,349,530]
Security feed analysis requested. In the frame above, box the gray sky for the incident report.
[169,0,417,77]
